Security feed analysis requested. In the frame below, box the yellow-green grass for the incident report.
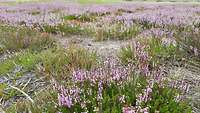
[0,51,40,76]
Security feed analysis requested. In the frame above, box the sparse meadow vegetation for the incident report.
[0,1,200,113]
[38,46,98,80]
[0,25,55,53]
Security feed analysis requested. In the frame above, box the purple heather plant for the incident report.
[131,41,150,76]
[51,40,192,113]
[122,106,149,113]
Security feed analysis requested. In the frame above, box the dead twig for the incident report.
[22,78,32,90]
[8,85,34,103]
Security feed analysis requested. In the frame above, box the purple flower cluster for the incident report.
[132,41,150,76]
[123,41,165,113]
[138,28,174,39]
[53,58,132,110]
[52,80,81,108]
[0,2,65,26]
[97,81,103,101]
[170,80,190,94]
[72,58,132,85]
[1,2,200,28]
[58,93,73,108]
[136,81,153,106]
[123,106,149,113]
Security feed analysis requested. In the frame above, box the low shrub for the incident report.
[53,58,192,113]
[94,23,141,41]
[39,46,98,79]
[119,37,183,67]
[175,27,200,58]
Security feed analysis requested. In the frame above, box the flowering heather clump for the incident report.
[137,28,173,39]
[52,58,134,112]
[51,42,191,113]
[120,37,183,70]
[131,41,150,76]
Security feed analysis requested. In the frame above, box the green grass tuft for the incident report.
[0,51,40,75]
